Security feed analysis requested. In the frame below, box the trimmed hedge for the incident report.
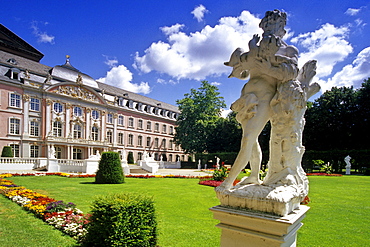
[83,193,157,247]
[1,146,13,157]
[95,152,125,184]
[127,151,134,164]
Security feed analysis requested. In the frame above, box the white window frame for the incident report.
[9,93,21,108]
[30,145,39,158]
[29,120,39,137]
[9,118,20,135]
[107,113,113,124]
[53,102,63,113]
[30,97,40,111]
[53,121,63,137]
[91,110,99,120]
[91,126,99,141]
[74,106,82,117]
[118,115,124,126]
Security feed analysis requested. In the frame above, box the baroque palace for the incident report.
[0,24,185,164]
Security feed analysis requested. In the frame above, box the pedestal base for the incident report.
[210,205,309,247]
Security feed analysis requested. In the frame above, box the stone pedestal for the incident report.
[210,205,309,247]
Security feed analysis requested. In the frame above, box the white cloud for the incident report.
[191,4,208,22]
[291,23,353,77]
[221,109,232,118]
[211,81,221,86]
[156,78,178,84]
[103,55,118,68]
[160,24,184,36]
[134,10,261,80]
[320,47,370,91]
[31,21,55,44]
[97,65,151,94]
[345,8,361,16]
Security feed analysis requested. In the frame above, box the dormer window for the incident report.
[7,58,18,65]
[6,68,21,80]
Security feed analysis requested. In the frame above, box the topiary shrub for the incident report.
[127,151,134,164]
[95,152,124,184]
[83,193,157,247]
[1,146,13,157]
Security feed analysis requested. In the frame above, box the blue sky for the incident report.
[2,0,370,114]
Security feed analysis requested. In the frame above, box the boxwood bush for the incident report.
[95,152,125,184]
[1,146,13,157]
[83,193,157,247]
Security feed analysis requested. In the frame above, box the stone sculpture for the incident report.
[345,155,351,175]
[216,9,320,216]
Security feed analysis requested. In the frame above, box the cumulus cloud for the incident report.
[291,23,353,77]
[160,24,184,36]
[134,10,261,80]
[345,8,361,16]
[320,47,370,91]
[30,21,55,44]
[191,4,208,22]
[103,55,118,68]
[97,65,151,94]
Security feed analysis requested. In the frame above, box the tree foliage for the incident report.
[304,78,370,151]
[174,81,226,154]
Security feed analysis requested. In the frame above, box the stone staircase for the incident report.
[129,165,149,174]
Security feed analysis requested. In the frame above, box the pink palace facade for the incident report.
[0,24,186,165]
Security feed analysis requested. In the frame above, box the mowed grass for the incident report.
[2,175,370,246]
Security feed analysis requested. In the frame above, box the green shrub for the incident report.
[1,146,13,157]
[95,152,125,184]
[83,193,157,247]
[127,151,134,164]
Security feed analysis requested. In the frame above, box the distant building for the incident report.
[0,24,185,164]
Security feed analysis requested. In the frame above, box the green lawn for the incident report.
[1,175,370,246]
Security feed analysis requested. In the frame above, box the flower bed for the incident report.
[0,177,90,241]
[1,172,212,179]
[306,173,343,176]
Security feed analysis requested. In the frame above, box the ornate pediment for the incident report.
[50,85,101,103]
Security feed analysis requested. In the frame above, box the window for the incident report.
[55,146,62,159]
[30,145,39,158]
[137,136,143,146]
[128,117,134,128]
[106,131,113,143]
[169,154,173,162]
[10,93,21,108]
[169,126,174,135]
[91,126,99,141]
[10,144,19,157]
[146,137,151,147]
[169,139,174,149]
[154,123,159,132]
[154,138,159,148]
[146,121,151,131]
[9,118,20,135]
[107,113,113,124]
[128,134,134,146]
[162,139,166,149]
[92,110,99,120]
[53,121,62,137]
[54,102,63,113]
[73,148,82,159]
[118,115,124,126]
[138,152,143,161]
[162,124,167,133]
[73,124,83,139]
[30,121,39,136]
[74,106,82,116]
[30,98,40,111]
[118,133,124,145]
[138,119,143,129]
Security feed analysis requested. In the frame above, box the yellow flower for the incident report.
[0,174,12,178]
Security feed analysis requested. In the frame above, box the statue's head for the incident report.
[259,9,287,38]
